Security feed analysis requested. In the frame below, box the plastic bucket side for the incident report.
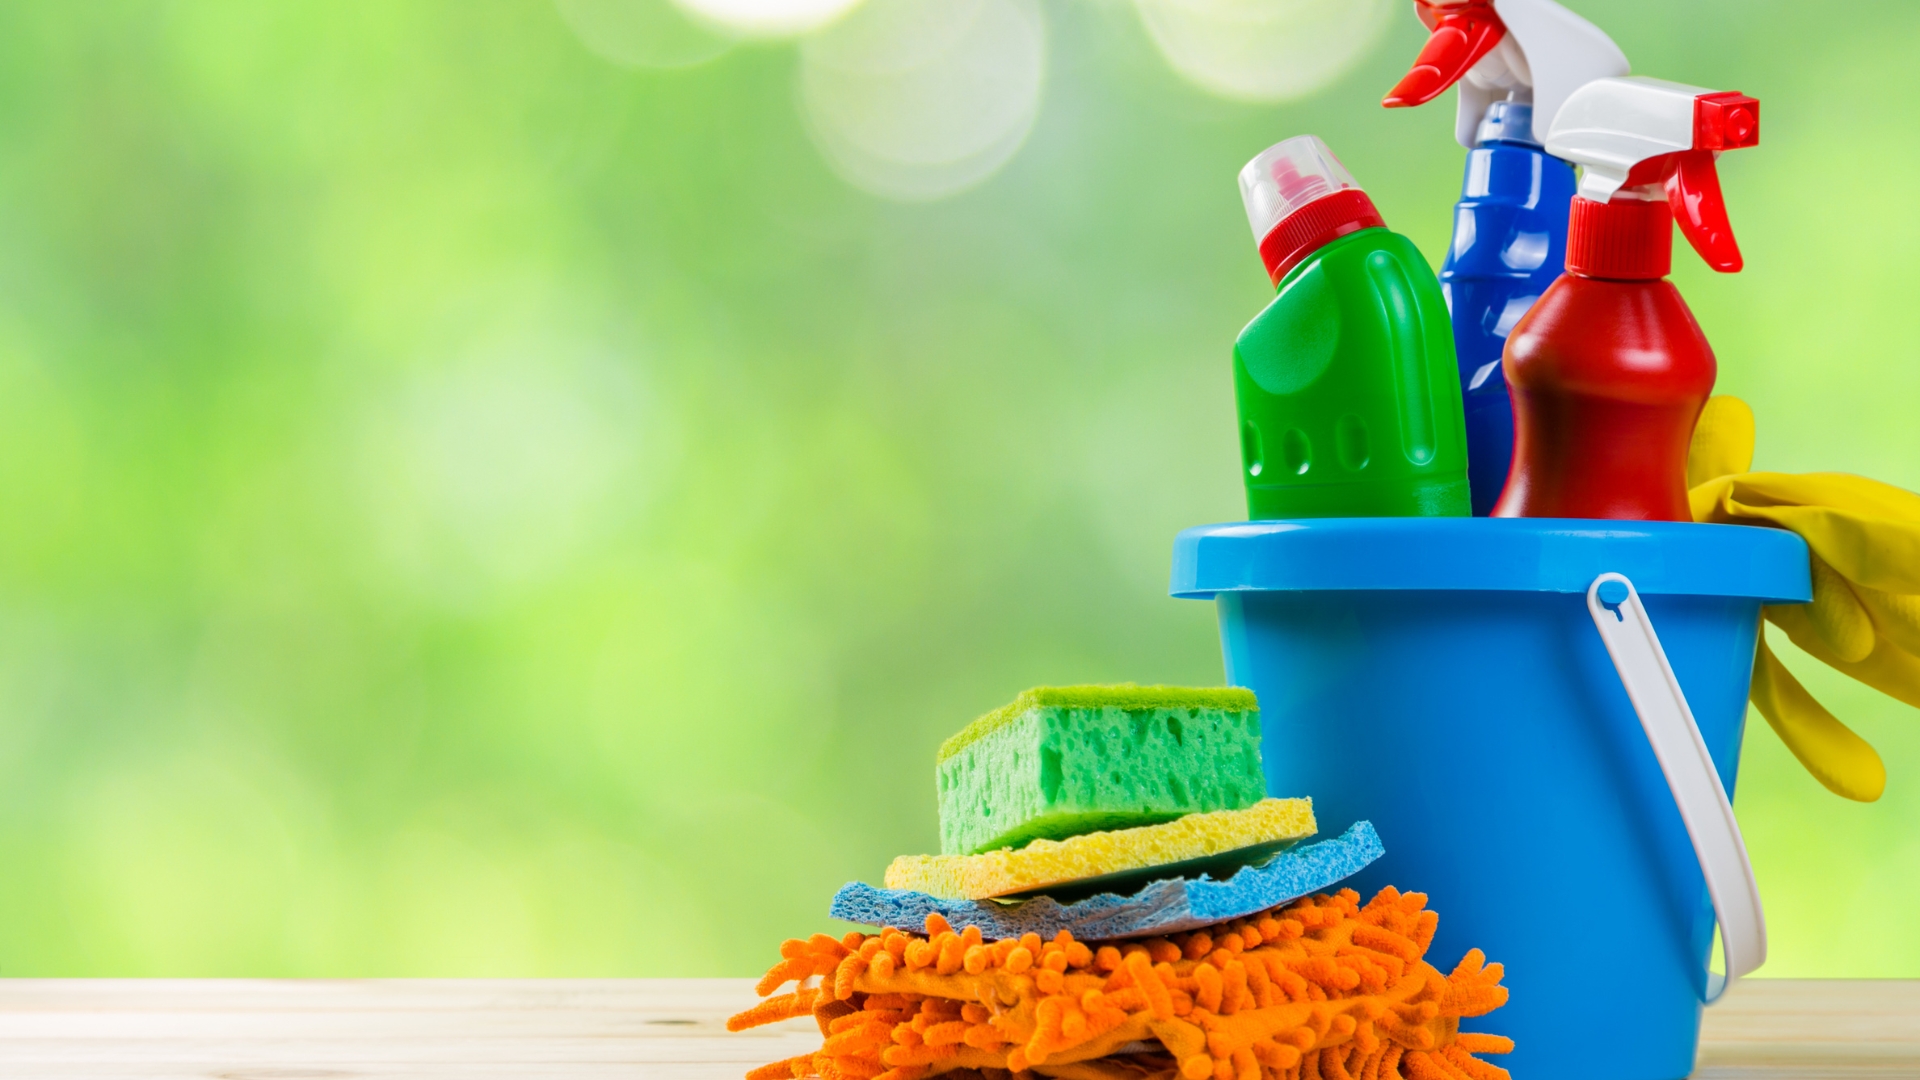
[1171,519,1811,1080]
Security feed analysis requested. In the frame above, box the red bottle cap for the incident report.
[1255,190,1385,286]
[1565,195,1672,280]
[1239,136,1385,286]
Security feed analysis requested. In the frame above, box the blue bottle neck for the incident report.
[1474,98,1537,148]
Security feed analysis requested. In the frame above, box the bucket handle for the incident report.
[1585,572,1766,1004]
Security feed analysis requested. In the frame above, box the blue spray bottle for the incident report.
[1382,0,1628,515]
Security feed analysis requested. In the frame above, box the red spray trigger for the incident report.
[1667,152,1740,272]
[1599,90,1758,274]
[1382,0,1506,108]
[1679,92,1757,270]
[1589,89,1758,272]
[1613,150,1744,273]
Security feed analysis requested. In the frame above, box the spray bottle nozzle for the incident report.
[1695,91,1759,150]
[1381,0,1628,147]
[1382,0,1506,109]
[1549,78,1759,276]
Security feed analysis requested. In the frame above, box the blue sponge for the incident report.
[829,820,1382,941]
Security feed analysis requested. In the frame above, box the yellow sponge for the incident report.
[883,797,1314,900]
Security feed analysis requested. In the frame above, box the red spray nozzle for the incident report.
[1695,90,1759,150]
[1382,0,1630,148]
[1382,0,1506,109]
[1549,78,1759,277]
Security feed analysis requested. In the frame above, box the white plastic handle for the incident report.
[1586,572,1766,1003]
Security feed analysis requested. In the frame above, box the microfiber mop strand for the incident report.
[834,821,1382,941]
[731,884,1512,1080]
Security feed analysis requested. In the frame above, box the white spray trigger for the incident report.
[1435,0,1630,147]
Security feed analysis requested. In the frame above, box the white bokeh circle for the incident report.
[673,0,868,36]
[554,0,735,69]
[799,0,1045,201]
[1135,0,1391,103]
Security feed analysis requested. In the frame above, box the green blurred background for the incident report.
[0,0,1914,976]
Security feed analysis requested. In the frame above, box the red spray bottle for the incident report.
[1493,76,1759,520]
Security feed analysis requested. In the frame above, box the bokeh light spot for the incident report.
[554,0,735,69]
[1134,0,1391,103]
[799,0,1045,201]
[672,0,867,37]
[354,314,666,602]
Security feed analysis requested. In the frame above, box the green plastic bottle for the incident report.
[1233,136,1470,519]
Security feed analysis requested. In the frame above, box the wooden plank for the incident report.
[0,979,753,1012]
[0,979,813,1076]
[1694,979,1920,1077]
[0,978,1912,1078]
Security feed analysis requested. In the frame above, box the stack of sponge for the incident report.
[730,685,1513,1080]
[841,685,1379,939]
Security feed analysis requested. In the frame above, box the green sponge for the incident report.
[936,685,1264,856]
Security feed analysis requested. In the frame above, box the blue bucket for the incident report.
[1170,518,1809,1080]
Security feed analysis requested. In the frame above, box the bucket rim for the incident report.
[1170,518,1812,602]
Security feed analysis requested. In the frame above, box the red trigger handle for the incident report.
[1382,0,1507,109]
[1666,150,1742,273]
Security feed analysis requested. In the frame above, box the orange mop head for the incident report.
[729,886,1512,1080]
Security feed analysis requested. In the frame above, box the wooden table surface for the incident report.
[0,979,1914,1078]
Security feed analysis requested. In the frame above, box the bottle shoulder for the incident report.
[1517,275,1705,331]
[1458,145,1578,210]
[1263,229,1436,297]
[1237,227,1455,387]
[1442,150,1577,282]
[1506,276,1716,397]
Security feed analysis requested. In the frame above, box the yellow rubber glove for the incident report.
[1685,393,1757,489]
[1687,395,1891,801]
